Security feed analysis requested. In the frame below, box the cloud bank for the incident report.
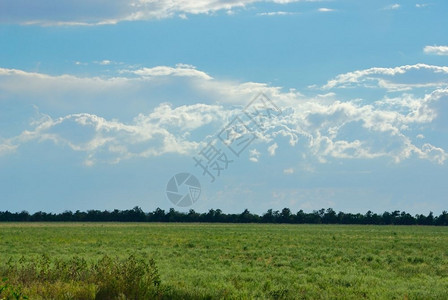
[1,63,447,166]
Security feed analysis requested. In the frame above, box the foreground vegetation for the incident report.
[0,223,447,299]
[1,254,161,299]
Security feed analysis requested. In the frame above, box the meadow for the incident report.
[0,223,447,299]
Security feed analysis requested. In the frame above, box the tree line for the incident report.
[0,207,447,225]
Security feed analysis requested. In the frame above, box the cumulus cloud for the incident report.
[424,45,448,56]
[284,87,448,164]
[0,104,234,165]
[1,64,448,166]
[0,0,312,26]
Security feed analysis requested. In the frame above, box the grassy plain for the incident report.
[0,223,447,299]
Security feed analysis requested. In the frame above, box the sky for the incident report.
[0,0,447,215]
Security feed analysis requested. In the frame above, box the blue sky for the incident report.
[1,0,447,214]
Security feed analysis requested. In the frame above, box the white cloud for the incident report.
[129,64,213,80]
[257,11,297,16]
[322,64,448,91]
[262,84,448,164]
[1,64,448,166]
[249,149,261,162]
[1,107,222,165]
[418,143,447,164]
[317,8,335,12]
[424,45,448,56]
[268,143,278,156]
[384,4,400,10]
[0,142,18,155]
[0,0,315,26]
[416,3,428,8]
[283,168,294,174]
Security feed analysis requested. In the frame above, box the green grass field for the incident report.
[0,223,447,299]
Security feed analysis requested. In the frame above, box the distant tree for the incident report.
[60,210,73,222]
[295,210,306,224]
[152,208,166,222]
[323,208,337,224]
[239,209,252,223]
[398,211,416,225]
[167,208,181,222]
[206,209,216,222]
[214,209,223,222]
[187,209,199,222]
[382,211,392,225]
[435,211,448,226]
[309,210,322,224]
[18,210,30,221]
[427,212,435,225]
[280,208,292,223]
[262,209,275,223]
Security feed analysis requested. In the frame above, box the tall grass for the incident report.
[0,254,161,299]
